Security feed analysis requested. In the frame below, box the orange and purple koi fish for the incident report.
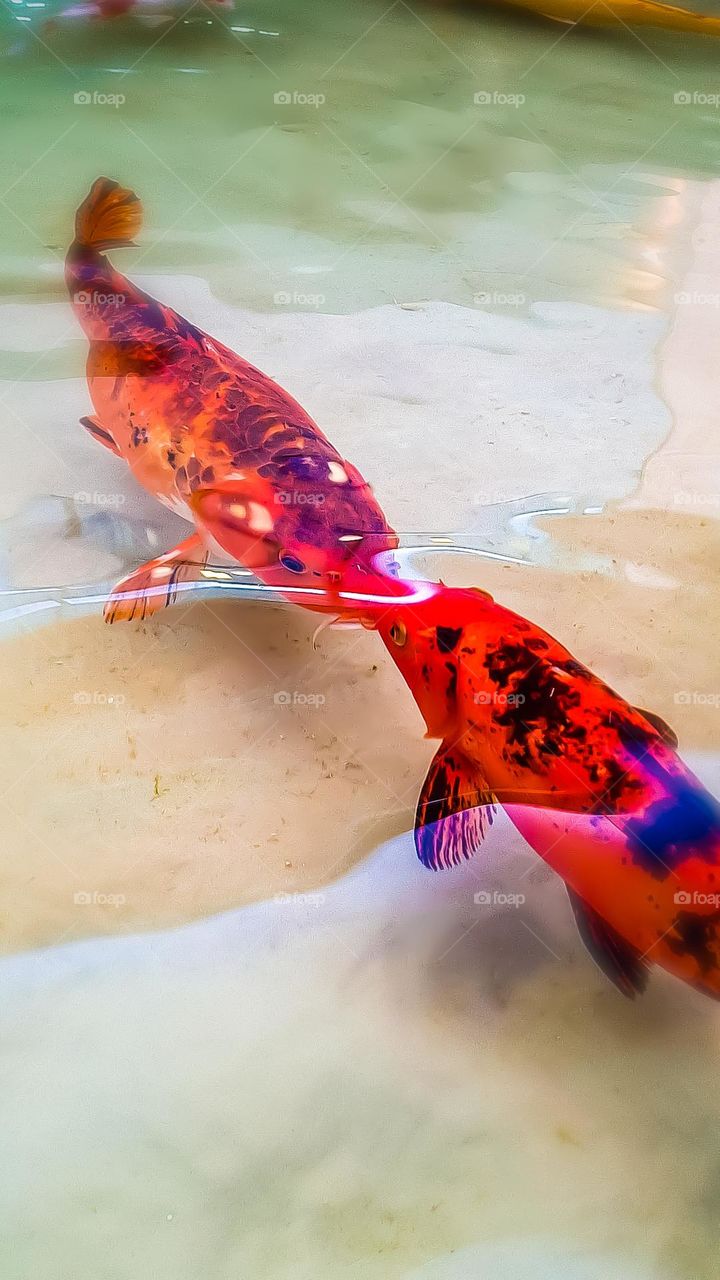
[66,178,398,622]
[362,581,720,1000]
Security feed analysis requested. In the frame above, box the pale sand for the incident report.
[0,600,427,952]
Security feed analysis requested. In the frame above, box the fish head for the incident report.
[371,584,494,735]
[191,476,399,610]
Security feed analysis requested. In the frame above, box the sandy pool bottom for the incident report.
[0,809,719,1280]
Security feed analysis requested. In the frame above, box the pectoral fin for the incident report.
[80,415,121,457]
[415,745,496,871]
[566,888,648,998]
[104,532,207,623]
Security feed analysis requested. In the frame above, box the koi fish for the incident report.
[65,179,397,622]
[364,580,720,1000]
[472,0,720,37]
[47,0,231,27]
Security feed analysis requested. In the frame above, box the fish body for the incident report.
[369,582,720,999]
[473,0,720,36]
[66,179,398,621]
[48,0,230,25]
[536,0,720,36]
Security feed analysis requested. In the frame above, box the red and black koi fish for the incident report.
[362,580,720,1000]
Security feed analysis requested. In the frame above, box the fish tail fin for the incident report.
[74,177,142,251]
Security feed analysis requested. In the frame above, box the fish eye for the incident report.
[389,620,407,647]
[279,552,306,574]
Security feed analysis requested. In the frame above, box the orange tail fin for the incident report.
[74,177,142,251]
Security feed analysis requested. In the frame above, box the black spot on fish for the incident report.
[612,715,655,751]
[667,910,720,975]
[593,755,635,813]
[565,659,586,677]
[436,626,462,654]
[485,641,581,769]
[445,661,457,702]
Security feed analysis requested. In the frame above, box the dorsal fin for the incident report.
[634,706,679,749]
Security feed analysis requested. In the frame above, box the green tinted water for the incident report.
[2,0,720,324]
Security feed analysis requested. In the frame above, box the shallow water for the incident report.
[1,2,720,1278]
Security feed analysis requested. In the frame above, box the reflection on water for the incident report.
[1,2,720,1278]
[2,0,720,316]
